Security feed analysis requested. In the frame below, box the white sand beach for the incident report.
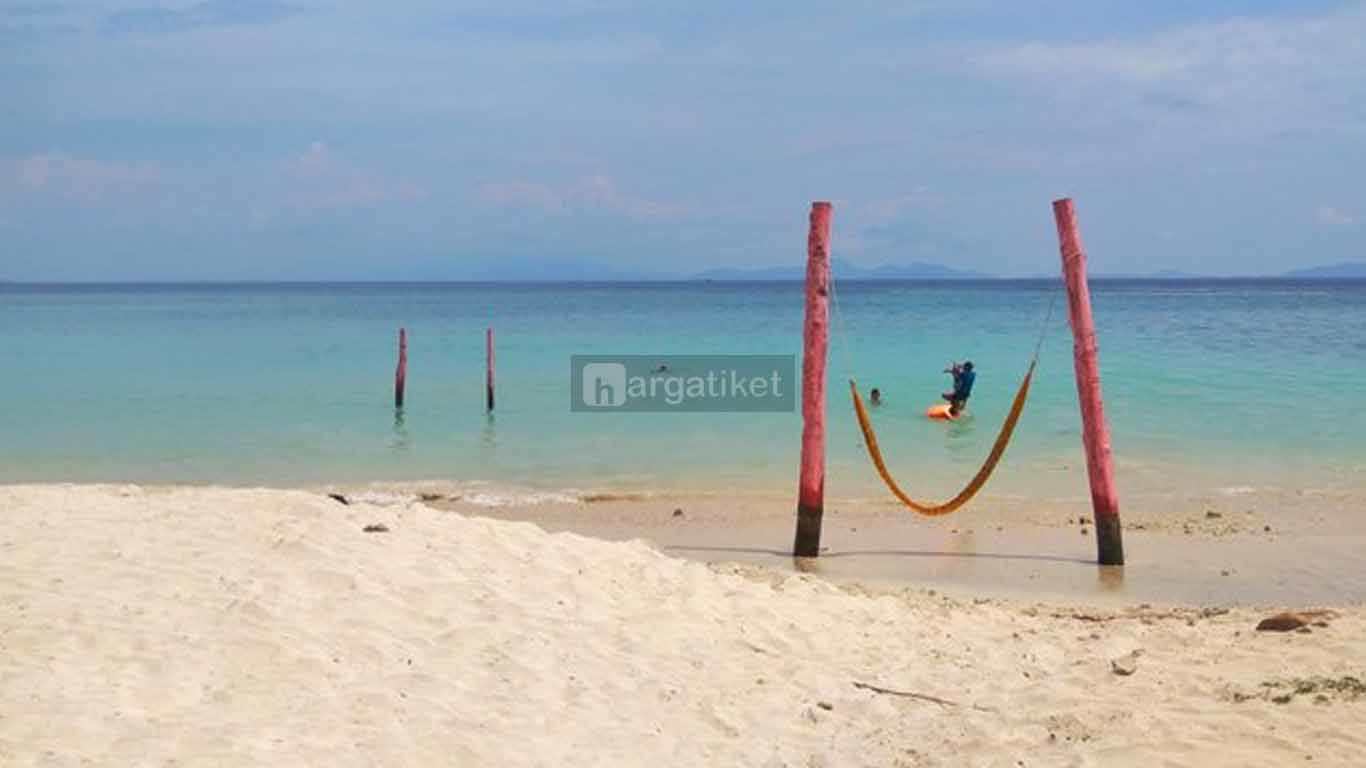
[2,484,1363,767]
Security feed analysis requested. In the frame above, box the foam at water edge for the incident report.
[462,490,581,507]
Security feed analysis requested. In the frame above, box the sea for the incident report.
[3,280,1364,502]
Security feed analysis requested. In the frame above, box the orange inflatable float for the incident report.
[925,403,958,421]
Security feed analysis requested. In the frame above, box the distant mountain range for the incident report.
[472,259,1366,282]
[458,256,994,282]
[454,256,664,282]
[687,260,1366,282]
[692,259,990,281]
[1089,269,1205,280]
[1282,262,1366,279]
[1028,265,1366,281]
[5,261,1362,283]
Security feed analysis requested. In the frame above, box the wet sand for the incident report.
[421,487,1366,607]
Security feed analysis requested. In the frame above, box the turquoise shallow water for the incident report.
[2,281,1364,498]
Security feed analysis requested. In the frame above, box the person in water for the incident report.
[942,361,975,417]
[869,387,882,406]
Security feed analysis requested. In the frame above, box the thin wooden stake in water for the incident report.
[486,327,495,412]
[794,201,833,558]
[1053,198,1124,566]
[395,327,407,409]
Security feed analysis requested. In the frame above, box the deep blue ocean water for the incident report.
[2,280,1363,499]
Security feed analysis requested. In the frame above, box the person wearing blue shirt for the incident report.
[942,361,975,417]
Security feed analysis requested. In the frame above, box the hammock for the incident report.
[849,360,1037,516]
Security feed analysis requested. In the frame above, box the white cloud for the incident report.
[1317,206,1355,227]
[8,152,161,202]
[3,144,421,229]
[280,141,422,210]
[478,180,569,213]
[861,187,943,223]
[242,142,423,229]
[477,175,685,219]
[979,40,1189,83]
[974,5,1366,138]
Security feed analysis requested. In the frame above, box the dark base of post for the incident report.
[487,388,494,412]
[793,503,824,557]
[1095,515,1125,566]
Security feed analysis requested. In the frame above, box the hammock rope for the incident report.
[837,281,1059,517]
[849,360,1035,516]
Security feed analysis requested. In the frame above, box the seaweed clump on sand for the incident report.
[1232,675,1366,705]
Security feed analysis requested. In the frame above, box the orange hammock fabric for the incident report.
[849,360,1036,516]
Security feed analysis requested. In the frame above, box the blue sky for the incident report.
[2,0,1363,279]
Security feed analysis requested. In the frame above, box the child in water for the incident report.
[869,387,882,406]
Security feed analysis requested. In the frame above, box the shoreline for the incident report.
[3,450,1361,501]
[9,480,1366,607]
[419,489,1366,608]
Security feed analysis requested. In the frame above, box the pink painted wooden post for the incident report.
[1053,198,1125,566]
[794,201,832,557]
[395,328,408,409]
[486,327,495,412]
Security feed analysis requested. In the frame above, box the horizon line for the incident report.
[5,275,1366,286]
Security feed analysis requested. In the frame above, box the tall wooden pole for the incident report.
[486,327,495,412]
[395,327,407,409]
[794,201,832,558]
[1053,198,1124,566]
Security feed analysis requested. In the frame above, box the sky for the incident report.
[2,0,1364,280]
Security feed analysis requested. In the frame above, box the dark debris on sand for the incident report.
[1255,610,1336,632]
[1233,676,1366,705]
